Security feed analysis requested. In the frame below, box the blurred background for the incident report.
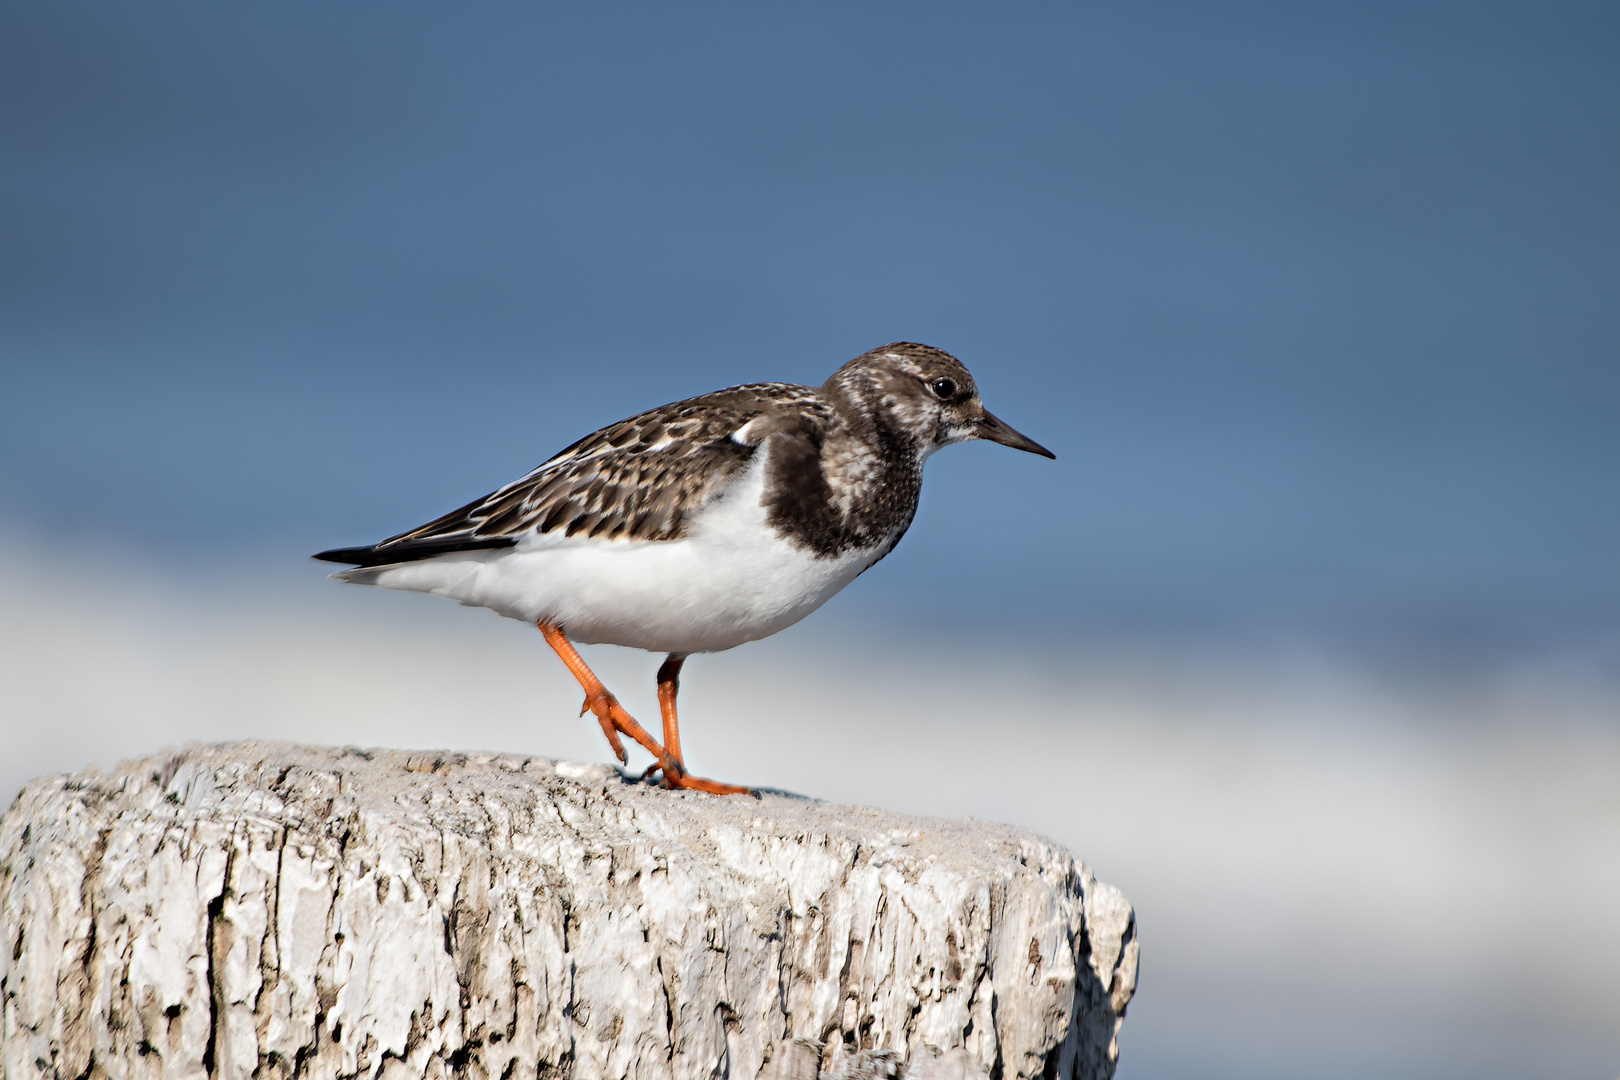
[2,2,1616,1077]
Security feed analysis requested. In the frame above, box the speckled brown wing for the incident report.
[314,384,830,567]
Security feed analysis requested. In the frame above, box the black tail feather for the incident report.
[312,536,518,567]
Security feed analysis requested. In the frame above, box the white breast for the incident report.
[346,451,887,653]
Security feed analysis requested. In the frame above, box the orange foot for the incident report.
[580,689,753,796]
[576,686,677,768]
[639,760,756,797]
[542,622,754,796]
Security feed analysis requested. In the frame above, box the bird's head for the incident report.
[823,342,1055,460]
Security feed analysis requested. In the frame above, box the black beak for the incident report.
[976,408,1055,459]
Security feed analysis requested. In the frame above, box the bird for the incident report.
[314,342,1053,794]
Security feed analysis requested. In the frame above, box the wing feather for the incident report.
[325,383,831,565]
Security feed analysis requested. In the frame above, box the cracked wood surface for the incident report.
[0,742,1136,1080]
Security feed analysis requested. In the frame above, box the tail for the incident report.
[328,565,389,586]
[312,536,518,570]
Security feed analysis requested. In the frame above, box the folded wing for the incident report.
[313,384,827,567]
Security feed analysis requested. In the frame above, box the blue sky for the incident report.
[3,1,1617,659]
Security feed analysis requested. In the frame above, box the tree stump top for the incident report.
[1,741,1136,1080]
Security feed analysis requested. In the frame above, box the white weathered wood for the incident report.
[0,742,1136,1080]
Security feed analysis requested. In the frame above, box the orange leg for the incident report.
[655,653,754,796]
[655,654,688,770]
[538,622,679,775]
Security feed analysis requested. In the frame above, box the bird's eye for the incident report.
[930,377,958,400]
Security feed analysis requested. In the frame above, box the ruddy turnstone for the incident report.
[314,342,1052,794]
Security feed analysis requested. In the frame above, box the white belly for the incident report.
[341,455,887,653]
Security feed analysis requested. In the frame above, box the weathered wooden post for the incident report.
[1,742,1136,1079]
